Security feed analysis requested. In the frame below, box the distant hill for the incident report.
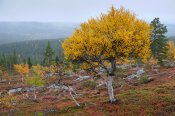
[166,24,175,37]
[168,36,175,42]
[0,22,174,45]
[0,39,64,63]
[0,22,79,45]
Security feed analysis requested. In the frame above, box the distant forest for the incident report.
[0,39,64,66]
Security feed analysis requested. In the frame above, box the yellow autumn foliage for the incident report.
[80,62,99,70]
[62,6,151,63]
[32,64,44,77]
[32,64,65,77]
[43,65,59,73]
[167,40,175,60]
[14,64,29,75]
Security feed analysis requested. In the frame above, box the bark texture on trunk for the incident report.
[110,60,116,75]
[107,59,118,103]
[107,75,116,103]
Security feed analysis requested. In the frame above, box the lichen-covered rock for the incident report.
[47,84,69,91]
[8,88,22,95]
[74,76,91,81]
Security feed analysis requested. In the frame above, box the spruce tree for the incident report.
[27,57,32,69]
[12,50,18,64]
[43,41,54,66]
[55,55,59,65]
[150,18,168,65]
[2,54,7,71]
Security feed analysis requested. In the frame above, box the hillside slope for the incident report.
[0,67,175,115]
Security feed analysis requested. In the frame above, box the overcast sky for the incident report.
[0,0,174,24]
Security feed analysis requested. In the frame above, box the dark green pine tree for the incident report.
[55,55,60,65]
[12,50,18,65]
[0,54,7,71]
[43,41,55,66]
[27,57,32,69]
[150,18,168,65]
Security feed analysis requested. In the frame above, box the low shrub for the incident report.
[140,75,149,84]
[0,95,17,108]
[82,80,96,89]
[154,88,166,94]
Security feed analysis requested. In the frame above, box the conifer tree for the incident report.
[27,57,32,69]
[43,41,55,66]
[150,18,168,65]
[12,50,18,64]
[55,55,60,65]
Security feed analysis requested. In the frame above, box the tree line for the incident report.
[0,40,64,71]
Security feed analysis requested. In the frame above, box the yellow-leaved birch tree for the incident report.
[62,6,151,103]
[167,40,175,61]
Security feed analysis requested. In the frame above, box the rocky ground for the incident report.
[0,67,175,116]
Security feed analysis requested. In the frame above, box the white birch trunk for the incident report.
[107,75,116,103]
